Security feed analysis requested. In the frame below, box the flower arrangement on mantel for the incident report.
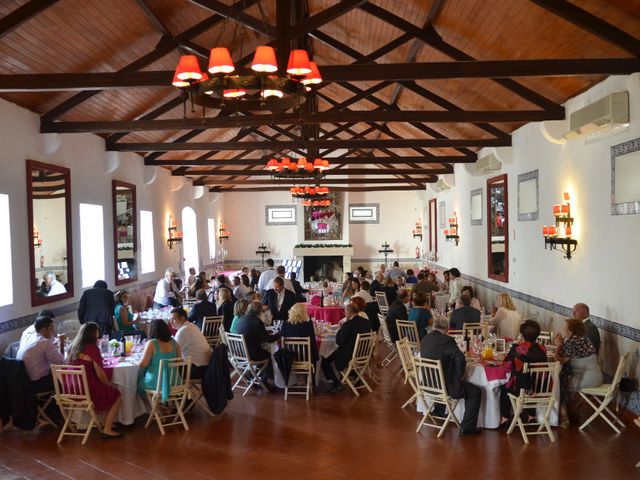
[294,243,353,248]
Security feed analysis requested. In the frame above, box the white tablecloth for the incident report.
[433,293,449,312]
[110,358,149,425]
[416,363,559,429]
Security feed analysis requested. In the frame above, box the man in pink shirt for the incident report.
[16,316,64,393]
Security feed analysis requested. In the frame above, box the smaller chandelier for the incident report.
[290,185,329,198]
[267,157,330,179]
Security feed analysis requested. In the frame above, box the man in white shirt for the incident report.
[19,309,56,352]
[16,316,64,393]
[170,307,212,379]
[265,265,295,293]
[45,272,66,296]
[153,267,180,308]
[448,268,464,308]
[352,280,374,303]
[257,258,277,292]
[232,275,251,300]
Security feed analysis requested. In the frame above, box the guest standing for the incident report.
[257,259,277,292]
[448,268,463,308]
[78,280,115,337]
[262,277,296,322]
[290,271,309,303]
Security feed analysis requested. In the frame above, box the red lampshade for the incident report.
[208,47,235,74]
[553,204,561,215]
[313,158,322,169]
[172,71,190,88]
[305,162,314,172]
[290,163,298,172]
[560,204,569,214]
[175,55,203,81]
[287,49,312,76]
[297,158,307,169]
[223,89,246,98]
[267,159,278,171]
[251,46,278,73]
[290,187,297,194]
[321,160,330,171]
[563,192,570,201]
[302,200,311,206]
[302,61,322,85]
[281,158,291,169]
[565,226,572,236]
[262,88,283,99]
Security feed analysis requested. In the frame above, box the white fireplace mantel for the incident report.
[293,246,354,277]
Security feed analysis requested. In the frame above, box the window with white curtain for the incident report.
[208,218,216,259]
[140,210,155,274]
[182,207,199,275]
[79,203,105,288]
[0,194,13,307]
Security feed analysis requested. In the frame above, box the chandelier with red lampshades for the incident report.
[171,43,322,113]
[290,185,331,207]
[266,156,330,180]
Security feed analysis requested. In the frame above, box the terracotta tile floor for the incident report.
[1,359,639,479]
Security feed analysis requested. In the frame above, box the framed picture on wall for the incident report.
[438,201,446,228]
[611,138,640,215]
[265,205,297,225]
[348,203,379,224]
[517,169,539,221]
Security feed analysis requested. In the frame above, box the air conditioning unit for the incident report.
[433,177,452,192]
[475,153,501,174]
[565,91,629,139]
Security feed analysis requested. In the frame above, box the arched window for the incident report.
[181,207,199,277]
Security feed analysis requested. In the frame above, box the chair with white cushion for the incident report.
[226,333,269,396]
[396,320,420,353]
[201,315,224,348]
[507,361,560,444]
[282,337,314,401]
[414,357,460,437]
[341,332,377,397]
[377,313,398,367]
[396,338,419,408]
[579,352,630,434]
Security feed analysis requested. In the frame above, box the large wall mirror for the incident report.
[27,160,74,305]
[487,174,508,283]
[113,180,137,285]
[428,198,437,254]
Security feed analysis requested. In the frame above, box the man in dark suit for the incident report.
[321,303,372,393]
[188,289,218,329]
[421,316,482,435]
[77,280,115,337]
[386,289,410,342]
[573,303,600,354]
[289,271,308,303]
[262,277,296,322]
[449,294,481,330]
[234,300,280,384]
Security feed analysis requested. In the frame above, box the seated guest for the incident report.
[455,286,481,312]
[186,267,197,291]
[344,278,360,300]
[230,299,249,333]
[499,320,548,428]
[421,315,482,435]
[257,259,277,292]
[321,303,372,393]
[572,303,600,354]
[19,309,56,351]
[449,294,481,330]
[281,303,319,364]
[290,271,309,303]
[425,272,440,294]
[353,280,374,304]
[555,318,602,426]
[412,273,429,299]
[363,287,381,333]
[67,322,122,438]
[137,320,181,398]
[408,294,433,339]
[114,289,142,336]
[383,277,399,304]
[188,271,206,298]
[386,289,410,342]
[406,269,418,284]
[370,271,385,296]
[16,316,64,393]
[489,293,522,339]
[188,289,218,329]
[250,268,260,290]
[216,287,235,331]
[395,276,406,289]
[45,272,67,296]
[266,266,295,293]
[153,267,181,309]
[232,275,251,301]
[235,300,281,386]
[170,308,211,379]
[341,273,354,297]
[78,280,115,337]
[262,277,296,322]
[350,297,370,321]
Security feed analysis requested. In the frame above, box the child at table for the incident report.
[67,322,123,438]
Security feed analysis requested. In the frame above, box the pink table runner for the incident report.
[307,304,344,324]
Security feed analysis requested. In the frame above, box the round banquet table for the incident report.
[416,361,559,429]
[306,304,344,324]
[432,292,449,312]
[103,354,149,425]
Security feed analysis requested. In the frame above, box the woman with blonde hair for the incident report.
[216,287,234,331]
[489,293,522,339]
[281,303,319,363]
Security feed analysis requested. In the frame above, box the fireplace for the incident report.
[303,256,343,282]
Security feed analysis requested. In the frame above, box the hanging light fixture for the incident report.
[208,47,235,74]
[267,157,330,180]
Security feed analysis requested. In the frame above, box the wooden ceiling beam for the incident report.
[288,0,368,40]
[0,0,60,40]
[176,166,453,176]
[210,185,428,192]
[199,177,436,185]
[113,137,510,152]
[147,155,475,166]
[188,0,276,38]
[529,0,640,57]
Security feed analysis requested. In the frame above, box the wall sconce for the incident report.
[218,223,230,244]
[445,212,460,246]
[255,243,271,267]
[33,227,43,248]
[167,214,183,250]
[542,192,577,259]
[412,218,423,240]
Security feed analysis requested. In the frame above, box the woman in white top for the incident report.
[455,286,481,311]
[489,293,522,339]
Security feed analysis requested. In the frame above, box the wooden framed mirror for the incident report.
[428,198,437,255]
[487,174,508,283]
[112,180,137,285]
[27,160,74,305]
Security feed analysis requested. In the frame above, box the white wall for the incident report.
[0,97,224,345]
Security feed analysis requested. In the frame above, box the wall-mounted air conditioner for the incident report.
[475,153,501,174]
[564,91,629,140]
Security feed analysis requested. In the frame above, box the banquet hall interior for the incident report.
[0,0,640,478]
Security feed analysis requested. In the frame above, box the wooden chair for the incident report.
[447,329,464,338]
[579,352,630,434]
[507,361,560,444]
[51,364,102,445]
[377,313,398,367]
[537,330,554,346]
[396,338,419,409]
[341,332,377,397]
[396,319,421,353]
[183,379,214,417]
[463,322,489,339]
[375,291,389,315]
[414,357,461,437]
[144,357,192,435]
[282,337,314,401]
[112,315,120,334]
[226,333,269,396]
[201,315,224,347]
[36,390,57,428]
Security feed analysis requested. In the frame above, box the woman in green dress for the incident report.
[137,320,181,401]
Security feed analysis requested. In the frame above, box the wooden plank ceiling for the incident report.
[0,0,639,192]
